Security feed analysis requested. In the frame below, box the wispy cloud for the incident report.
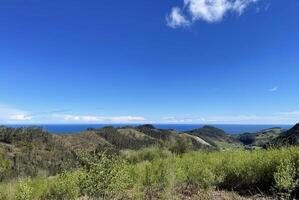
[269,86,278,92]
[1,103,297,125]
[276,111,299,116]
[166,7,190,28]
[162,111,299,124]
[204,115,269,124]
[162,116,206,123]
[167,0,260,28]
[8,114,32,121]
[53,114,146,123]
[0,104,32,122]
[203,112,299,124]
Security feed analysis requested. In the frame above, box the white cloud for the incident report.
[166,7,190,28]
[161,111,299,125]
[109,116,146,123]
[8,115,32,121]
[167,0,259,28]
[0,104,32,122]
[53,114,146,123]
[162,116,206,123]
[204,112,299,124]
[276,111,299,116]
[232,0,258,14]
[269,86,278,92]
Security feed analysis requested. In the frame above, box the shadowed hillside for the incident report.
[268,123,299,147]
[237,127,283,149]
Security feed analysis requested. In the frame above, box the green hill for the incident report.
[0,126,77,180]
[1,124,299,199]
[237,127,283,148]
[268,123,299,147]
[186,125,240,149]
[1,124,298,182]
[0,125,214,180]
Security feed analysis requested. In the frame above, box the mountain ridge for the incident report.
[1,123,298,181]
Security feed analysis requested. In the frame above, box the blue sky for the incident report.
[0,0,299,124]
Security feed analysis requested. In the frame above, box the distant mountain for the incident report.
[3,124,296,181]
[186,125,287,149]
[237,127,283,148]
[268,123,299,147]
[134,124,216,151]
[185,125,238,149]
[187,125,229,141]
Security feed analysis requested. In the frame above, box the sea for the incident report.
[2,124,293,135]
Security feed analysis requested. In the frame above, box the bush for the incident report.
[134,158,176,199]
[274,159,298,199]
[121,147,172,164]
[0,150,10,181]
[15,179,33,200]
[79,152,132,199]
[175,152,223,189]
[0,191,8,200]
[29,177,50,199]
[46,171,79,200]
[3,146,299,199]
[169,135,192,154]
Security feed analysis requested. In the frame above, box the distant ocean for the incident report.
[3,124,293,134]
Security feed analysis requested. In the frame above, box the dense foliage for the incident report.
[1,124,299,199]
[0,125,214,182]
[0,147,298,199]
[0,127,77,180]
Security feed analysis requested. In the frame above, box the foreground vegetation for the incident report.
[1,124,299,199]
[1,146,299,200]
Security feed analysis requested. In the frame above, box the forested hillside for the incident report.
[0,124,214,181]
[268,123,299,147]
[1,124,299,199]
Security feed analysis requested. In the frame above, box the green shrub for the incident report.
[29,177,50,199]
[3,146,299,199]
[169,135,192,154]
[15,179,33,200]
[218,149,282,190]
[79,153,132,199]
[46,171,79,200]
[0,150,10,181]
[274,159,298,199]
[175,152,223,189]
[0,191,8,200]
[121,147,172,164]
[134,158,176,199]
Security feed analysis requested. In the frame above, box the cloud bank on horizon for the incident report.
[166,0,260,28]
[0,103,147,124]
[1,103,299,125]
[53,114,146,123]
[0,104,32,122]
